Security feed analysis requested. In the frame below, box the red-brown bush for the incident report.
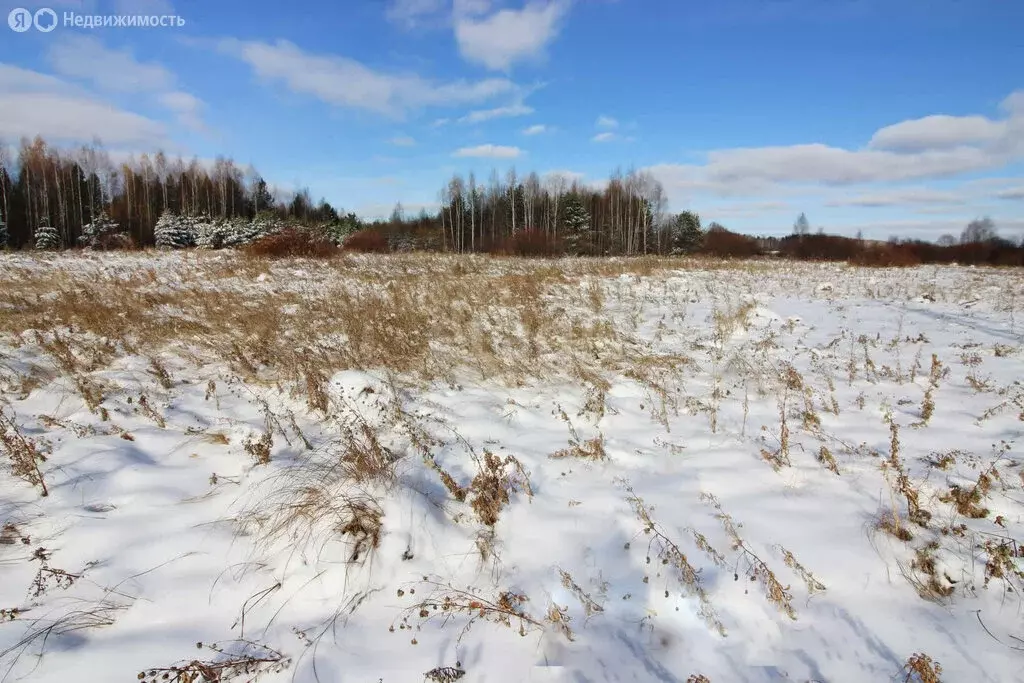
[245,228,338,258]
[700,227,762,258]
[851,244,922,267]
[343,229,389,253]
[497,228,563,257]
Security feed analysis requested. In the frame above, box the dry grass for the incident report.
[879,418,930,541]
[395,579,544,646]
[0,405,49,496]
[468,451,533,527]
[702,493,797,620]
[138,640,291,683]
[902,652,943,683]
[623,483,725,636]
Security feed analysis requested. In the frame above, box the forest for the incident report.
[1,135,1022,266]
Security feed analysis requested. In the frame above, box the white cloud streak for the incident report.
[219,38,519,117]
[452,143,524,158]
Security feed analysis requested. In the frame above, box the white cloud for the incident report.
[645,89,1024,209]
[522,124,547,135]
[157,91,205,131]
[47,35,174,92]
[995,187,1024,200]
[44,36,206,131]
[703,144,1005,185]
[591,132,616,143]
[825,187,966,208]
[0,64,170,147]
[459,103,534,123]
[219,38,519,117]
[452,144,523,158]
[869,115,1006,152]
[455,0,571,71]
[595,115,618,129]
[385,0,448,27]
[389,135,417,146]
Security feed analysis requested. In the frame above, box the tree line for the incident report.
[0,136,353,250]
[0,136,1021,267]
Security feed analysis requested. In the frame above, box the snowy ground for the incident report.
[1,252,1023,683]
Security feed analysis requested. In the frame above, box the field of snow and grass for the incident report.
[1,251,1023,683]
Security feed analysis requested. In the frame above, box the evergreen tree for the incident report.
[0,217,8,250]
[154,210,194,248]
[793,212,811,236]
[561,194,591,255]
[191,215,223,249]
[35,219,60,250]
[78,212,128,250]
[672,211,703,254]
[252,177,275,214]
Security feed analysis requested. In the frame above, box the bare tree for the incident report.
[960,216,997,244]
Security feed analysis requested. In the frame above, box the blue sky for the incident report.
[1,0,1022,239]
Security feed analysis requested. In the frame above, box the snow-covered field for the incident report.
[1,252,1022,683]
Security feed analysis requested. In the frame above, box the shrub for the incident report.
[700,226,761,258]
[343,229,389,253]
[499,228,563,257]
[244,228,337,258]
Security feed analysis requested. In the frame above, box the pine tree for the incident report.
[672,211,703,254]
[0,218,8,250]
[154,210,193,249]
[561,194,591,255]
[35,219,60,250]
[78,211,128,250]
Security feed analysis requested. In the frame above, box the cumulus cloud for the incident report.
[219,38,519,117]
[455,0,571,71]
[645,90,1024,208]
[869,115,1006,152]
[452,143,523,158]
[522,124,547,135]
[595,115,618,129]
[0,64,170,147]
[591,132,616,143]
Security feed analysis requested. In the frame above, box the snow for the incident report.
[1,252,1022,683]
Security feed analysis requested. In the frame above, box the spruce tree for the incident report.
[561,194,591,256]
[192,215,223,249]
[78,211,127,250]
[154,210,193,249]
[35,219,60,250]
